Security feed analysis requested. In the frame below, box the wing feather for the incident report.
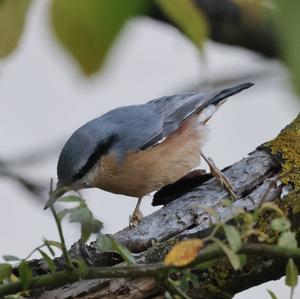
[140,82,253,150]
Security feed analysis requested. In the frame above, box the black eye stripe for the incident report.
[72,135,118,181]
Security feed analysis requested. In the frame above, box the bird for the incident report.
[50,82,254,227]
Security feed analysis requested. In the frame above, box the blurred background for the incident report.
[0,0,299,298]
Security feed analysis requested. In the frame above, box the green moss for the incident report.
[144,238,177,264]
[291,191,300,214]
[267,114,300,191]
[255,211,279,243]
[208,257,233,287]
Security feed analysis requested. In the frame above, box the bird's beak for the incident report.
[44,197,56,210]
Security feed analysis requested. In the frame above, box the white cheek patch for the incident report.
[197,105,218,123]
[80,161,101,187]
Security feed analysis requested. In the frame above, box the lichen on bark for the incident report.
[262,114,300,216]
[267,113,300,190]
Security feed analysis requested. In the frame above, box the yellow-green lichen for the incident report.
[291,191,300,214]
[268,114,300,191]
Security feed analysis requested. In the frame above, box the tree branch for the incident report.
[2,243,300,297]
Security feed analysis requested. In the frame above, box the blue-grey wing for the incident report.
[139,82,254,150]
[139,92,204,150]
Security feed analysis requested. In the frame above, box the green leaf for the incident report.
[82,219,102,242]
[167,277,191,299]
[195,259,216,270]
[267,289,279,299]
[38,250,56,274]
[57,195,84,203]
[3,255,20,262]
[45,243,55,257]
[57,208,74,221]
[69,206,90,222]
[285,258,298,287]
[18,260,32,289]
[111,238,136,265]
[96,234,135,264]
[51,0,149,75]
[43,240,62,250]
[223,224,242,252]
[213,238,241,270]
[156,0,208,49]
[271,218,291,232]
[278,231,298,249]
[0,0,31,58]
[96,233,114,251]
[0,263,12,281]
[179,273,189,292]
[238,254,247,268]
[274,0,300,96]
[70,206,103,241]
[43,238,56,256]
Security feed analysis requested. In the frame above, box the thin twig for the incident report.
[50,206,73,270]
[24,244,47,261]
[48,179,73,270]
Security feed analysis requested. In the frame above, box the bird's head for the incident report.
[56,117,118,191]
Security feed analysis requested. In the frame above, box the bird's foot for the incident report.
[129,208,144,228]
[206,157,237,200]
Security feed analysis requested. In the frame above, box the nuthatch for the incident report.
[54,83,253,226]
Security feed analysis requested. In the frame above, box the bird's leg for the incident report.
[200,151,237,200]
[129,197,144,228]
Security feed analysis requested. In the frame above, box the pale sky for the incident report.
[0,0,299,298]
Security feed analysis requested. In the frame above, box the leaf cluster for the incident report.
[0,0,208,75]
[0,190,136,297]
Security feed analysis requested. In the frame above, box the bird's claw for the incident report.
[207,157,237,200]
[129,208,143,229]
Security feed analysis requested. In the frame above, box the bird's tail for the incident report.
[195,82,254,124]
[204,82,254,107]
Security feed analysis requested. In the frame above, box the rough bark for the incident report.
[25,114,300,299]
